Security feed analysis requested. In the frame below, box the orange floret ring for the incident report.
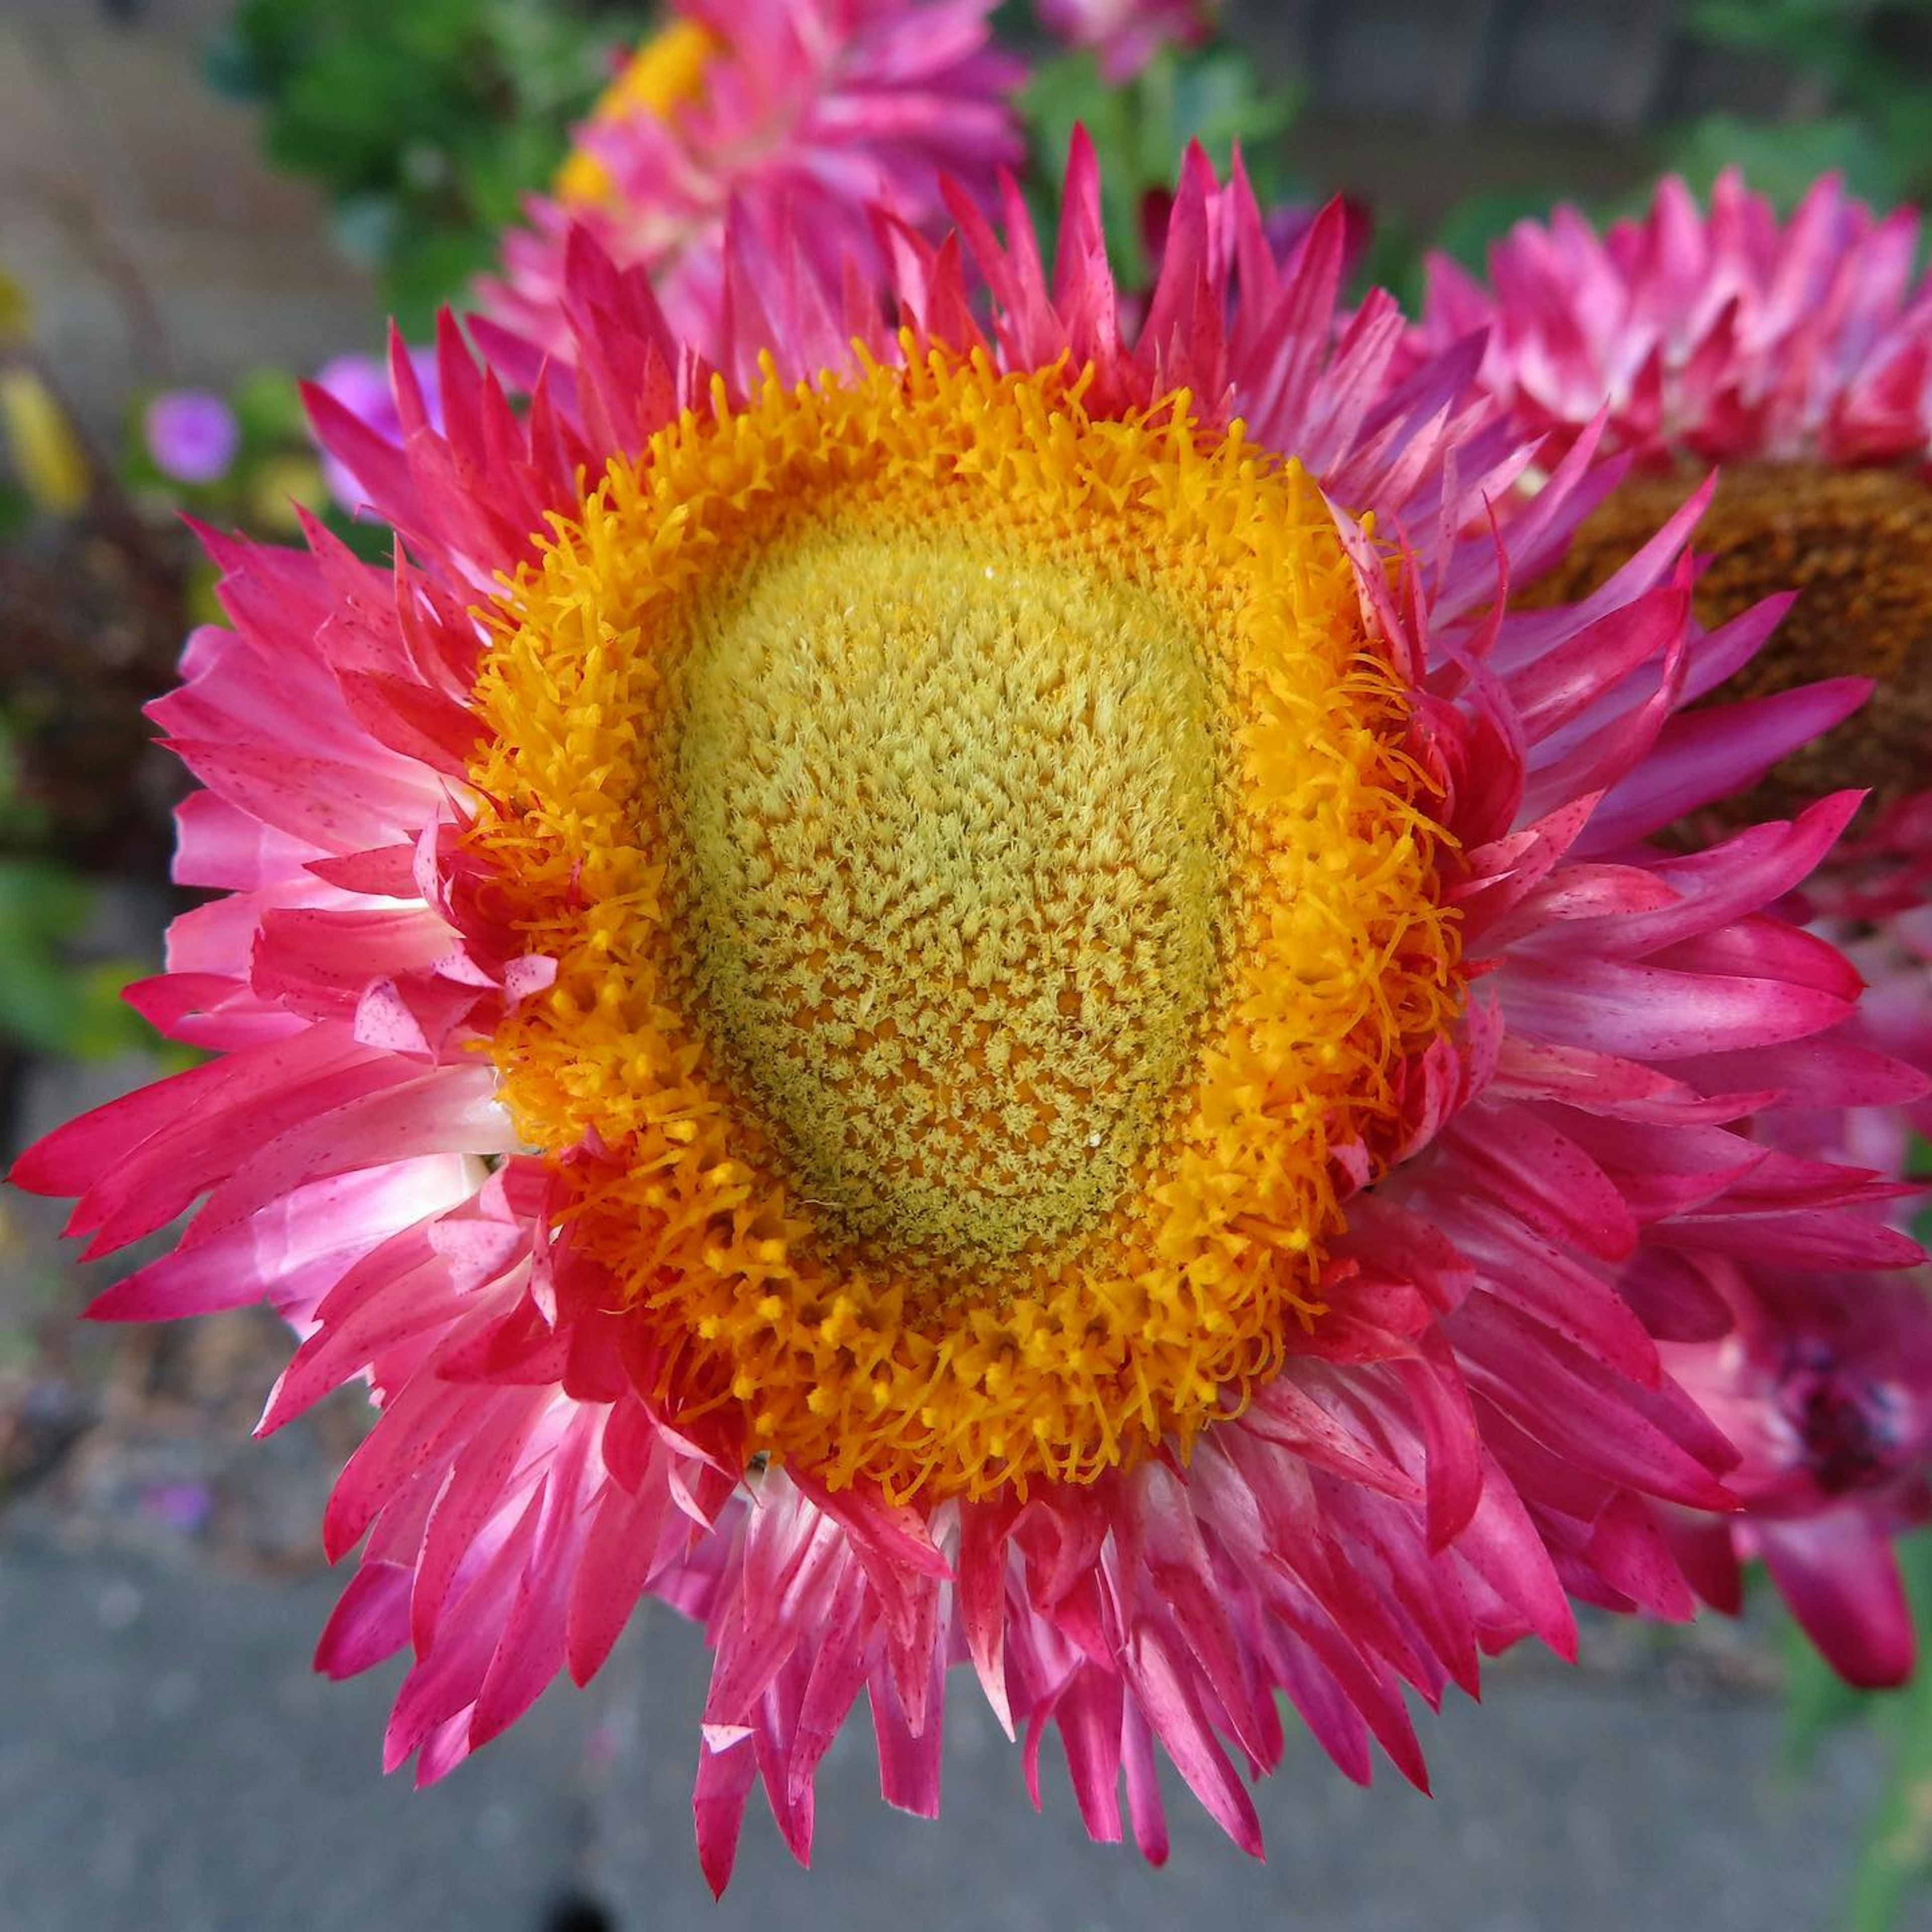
[469,345,1464,1502]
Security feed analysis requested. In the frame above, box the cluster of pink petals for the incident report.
[1666,1262,1932,1685]
[1764,897,1932,1679]
[484,0,1022,355]
[1412,170,1932,473]
[1788,904,1932,1176]
[15,143,1931,1885]
[1413,168,1932,1685]
[1036,0,1213,81]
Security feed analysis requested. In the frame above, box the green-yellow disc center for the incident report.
[664,525,1226,1274]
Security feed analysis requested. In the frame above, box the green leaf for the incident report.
[1781,1597,1871,1773]
[221,0,652,303]
[230,367,307,446]
[0,859,92,1055]
[1819,1531,1932,1930]
[64,960,159,1060]
[1675,2,1932,204]
[1850,1659,1932,1930]
[0,861,158,1059]
[0,858,89,943]
[381,224,500,335]
[1353,208,1422,313]
[0,481,31,546]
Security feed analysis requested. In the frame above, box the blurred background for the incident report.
[5,2,1932,1927]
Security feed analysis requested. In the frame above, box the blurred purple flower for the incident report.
[311,349,442,515]
[143,390,239,487]
[140,1481,215,1534]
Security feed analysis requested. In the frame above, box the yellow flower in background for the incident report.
[0,366,89,516]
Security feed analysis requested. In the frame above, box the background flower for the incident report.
[309,349,443,516]
[1413,172,1932,473]
[1036,0,1214,82]
[1666,1263,1932,1687]
[484,0,1023,351]
[1409,172,1932,837]
[142,391,242,489]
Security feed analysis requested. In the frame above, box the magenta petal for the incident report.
[1122,1620,1264,1859]
[314,1561,412,1678]
[1759,1512,1915,1688]
[1583,1492,1696,1622]
[564,1467,674,1686]
[871,1642,945,1819]
[1584,679,1871,847]
[693,1730,758,1900]
[1120,1699,1171,1866]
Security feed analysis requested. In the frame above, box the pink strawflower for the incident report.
[484,0,1022,353]
[13,144,1927,1887]
[1037,0,1214,81]
[1409,172,1932,1123]
[1413,170,1932,473]
[1411,175,1932,1095]
[1407,171,1932,848]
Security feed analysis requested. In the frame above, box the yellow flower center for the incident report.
[672,527,1223,1271]
[469,347,1463,1502]
[556,17,718,207]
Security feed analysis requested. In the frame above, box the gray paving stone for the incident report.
[6,1520,1930,1932]
[583,1619,1931,1932]
[0,1535,597,1932]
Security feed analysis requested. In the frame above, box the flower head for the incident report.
[1414,170,1932,474]
[486,0,1022,353]
[1412,173,1932,834]
[13,145,1925,1883]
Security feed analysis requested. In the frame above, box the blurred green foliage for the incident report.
[0,863,151,1061]
[0,702,156,1065]
[209,0,651,331]
[126,367,294,501]
[1781,1528,1932,1930]
[1667,112,1905,210]
[0,261,368,1064]
[1407,1,1932,300]
[0,740,152,1062]
[1667,0,1932,208]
